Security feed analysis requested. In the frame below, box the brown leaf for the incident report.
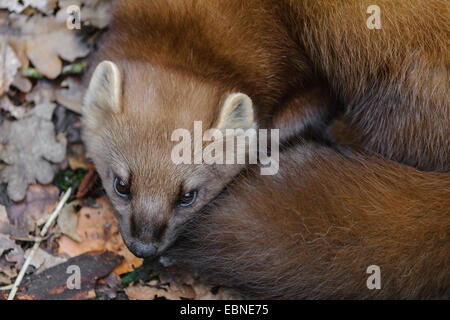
[11,14,89,79]
[125,284,185,301]
[0,100,67,201]
[58,198,143,275]
[0,0,57,15]
[68,154,90,171]
[55,77,85,114]
[24,247,66,274]
[0,95,28,119]
[125,266,238,300]
[0,233,24,283]
[0,272,11,285]
[8,36,29,69]
[0,205,10,234]
[25,80,56,104]
[57,200,81,242]
[0,234,16,257]
[0,257,17,279]
[5,184,59,237]
[67,143,90,170]
[5,245,24,270]
[11,72,32,93]
[0,40,21,96]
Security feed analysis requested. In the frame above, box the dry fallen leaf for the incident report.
[8,35,29,69]
[67,143,90,171]
[124,281,236,300]
[0,205,9,234]
[68,154,90,171]
[0,256,17,280]
[0,0,57,15]
[159,266,238,300]
[125,284,185,301]
[8,14,89,79]
[24,247,67,274]
[5,184,59,237]
[0,234,16,257]
[0,101,67,202]
[0,40,21,96]
[124,264,238,300]
[57,200,81,242]
[0,273,10,285]
[5,244,24,270]
[0,233,24,283]
[58,198,143,275]
[11,72,32,93]
[55,77,85,114]
[0,95,28,119]
[25,79,56,104]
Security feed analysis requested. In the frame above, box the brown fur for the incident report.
[165,143,450,299]
[92,0,449,171]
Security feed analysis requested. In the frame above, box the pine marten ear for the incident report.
[83,61,122,128]
[216,93,255,131]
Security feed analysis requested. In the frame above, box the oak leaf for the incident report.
[9,14,89,79]
[0,102,66,202]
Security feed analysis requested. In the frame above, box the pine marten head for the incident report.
[82,61,257,258]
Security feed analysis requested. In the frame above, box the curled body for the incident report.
[165,144,450,299]
[82,0,449,264]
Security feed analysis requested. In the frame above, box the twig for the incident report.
[0,284,13,291]
[7,188,72,300]
[9,234,52,242]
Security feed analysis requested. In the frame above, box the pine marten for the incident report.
[164,143,450,299]
[82,1,448,261]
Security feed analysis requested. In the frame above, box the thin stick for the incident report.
[0,284,13,291]
[7,188,72,300]
[40,188,72,237]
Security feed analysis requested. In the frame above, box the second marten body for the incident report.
[165,143,450,299]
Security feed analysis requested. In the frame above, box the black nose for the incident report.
[128,240,157,258]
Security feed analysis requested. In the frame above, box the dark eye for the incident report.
[114,177,130,198]
[178,190,197,207]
